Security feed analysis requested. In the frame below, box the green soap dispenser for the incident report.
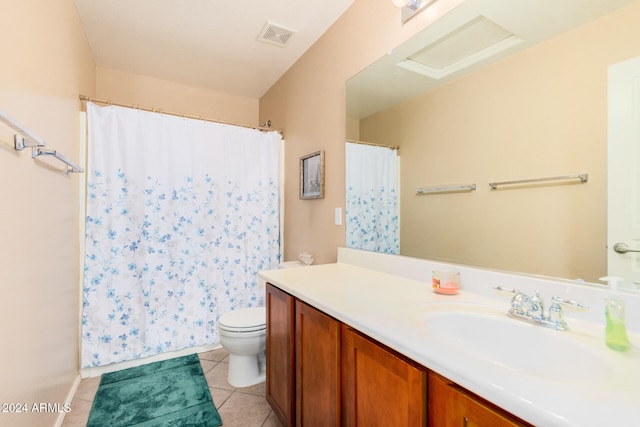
[600,276,631,352]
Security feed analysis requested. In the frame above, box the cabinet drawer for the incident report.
[428,372,531,427]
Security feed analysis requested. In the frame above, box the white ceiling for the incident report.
[74,0,355,99]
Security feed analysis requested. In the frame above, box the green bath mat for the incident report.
[87,353,222,427]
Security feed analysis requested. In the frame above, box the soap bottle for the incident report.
[600,276,631,352]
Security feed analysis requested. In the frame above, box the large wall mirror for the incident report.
[346,0,640,285]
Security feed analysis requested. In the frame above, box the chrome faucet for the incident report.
[493,286,589,331]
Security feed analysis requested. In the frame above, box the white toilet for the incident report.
[217,306,267,388]
[218,260,306,387]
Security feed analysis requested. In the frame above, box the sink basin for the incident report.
[414,303,612,383]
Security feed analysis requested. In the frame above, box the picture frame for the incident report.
[300,150,325,199]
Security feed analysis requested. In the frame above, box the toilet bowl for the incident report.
[217,306,266,388]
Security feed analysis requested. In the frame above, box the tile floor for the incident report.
[61,348,283,427]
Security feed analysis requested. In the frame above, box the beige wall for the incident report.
[260,0,463,264]
[358,1,640,282]
[96,67,259,125]
[0,1,95,426]
[345,116,360,142]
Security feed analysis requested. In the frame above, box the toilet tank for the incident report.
[256,260,305,305]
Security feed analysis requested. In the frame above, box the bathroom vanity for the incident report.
[258,248,640,426]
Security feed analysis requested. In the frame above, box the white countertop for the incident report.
[258,249,640,427]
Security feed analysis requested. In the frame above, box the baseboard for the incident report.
[80,343,223,378]
[54,374,82,427]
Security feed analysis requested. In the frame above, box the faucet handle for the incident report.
[547,296,587,331]
[548,302,564,323]
[493,285,520,295]
[550,296,589,311]
[493,286,528,314]
[510,292,527,315]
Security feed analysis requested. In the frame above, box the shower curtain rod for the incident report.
[346,139,399,150]
[78,95,283,136]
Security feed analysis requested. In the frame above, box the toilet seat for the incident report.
[218,307,266,333]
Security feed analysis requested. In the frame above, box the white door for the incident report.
[608,56,640,288]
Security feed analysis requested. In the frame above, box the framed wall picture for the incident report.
[300,150,325,199]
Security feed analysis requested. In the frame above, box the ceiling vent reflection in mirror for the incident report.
[397,15,523,80]
[257,21,296,47]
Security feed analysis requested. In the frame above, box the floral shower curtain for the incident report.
[345,142,399,254]
[81,103,281,368]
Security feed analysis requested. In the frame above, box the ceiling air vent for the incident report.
[257,22,296,47]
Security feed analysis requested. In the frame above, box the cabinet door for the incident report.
[342,325,427,427]
[266,283,295,427]
[295,300,341,426]
[428,372,531,427]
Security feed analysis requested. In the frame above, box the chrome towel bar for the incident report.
[416,184,476,194]
[1,106,84,174]
[32,147,84,174]
[489,173,587,190]
[0,108,46,150]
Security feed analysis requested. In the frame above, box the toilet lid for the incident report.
[218,307,266,332]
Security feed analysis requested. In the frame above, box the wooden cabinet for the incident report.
[295,300,341,426]
[266,282,531,427]
[266,283,295,426]
[428,372,532,427]
[342,325,427,426]
[266,285,341,427]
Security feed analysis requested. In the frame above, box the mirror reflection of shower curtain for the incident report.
[345,142,399,254]
[81,102,281,367]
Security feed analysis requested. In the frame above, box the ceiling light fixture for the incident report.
[392,0,437,23]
